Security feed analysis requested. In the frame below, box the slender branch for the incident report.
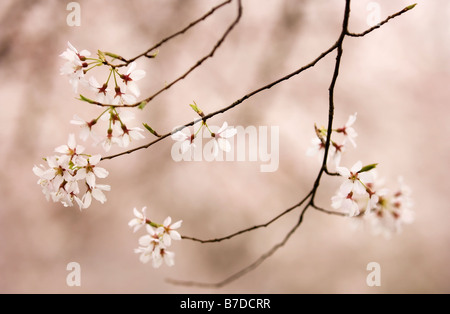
[100,0,415,289]
[119,0,233,65]
[325,168,340,176]
[101,43,338,160]
[346,3,417,37]
[310,0,351,204]
[92,0,242,108]
[167,204,311,288]
[311,204,347,217]
[168,1,353,288]
[182,190,313,243]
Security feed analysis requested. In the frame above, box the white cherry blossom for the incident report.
[211,122,237,157]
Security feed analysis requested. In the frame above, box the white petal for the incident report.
[170,220,182,230]
[70,114,85,126]
[171,131,188,142]
[359,172,373,184]
[351,161,362,173]
[93,166,109,178]
[220,127,237,138]
[54,145,68,154]
[170,230,181,241]
[163,251,175,267]
[89,154,101,165]
[217,122,228,134]
[121,134,130,147]
[79,49,91,57]
[92,188,106,203]
[129,128,145,140]
[122,93,136,105]
[74,168,86,180]
[336,166,350,177]
[83,192,92,209]
[95,184,111,191]
[133,207,143,219]
[140,252,151,264]
[67,41,77,53]
[180,140,191,154]
[127,62,137,75]
[128,218,139,228]
[163,216,172,227]
[139,235,152,247]
[346,112,357,127]
[130,69,146,81]
[218,138,231,152]
[127,82,140,97]
[67,133,77,149]
[162,233,171,247]
[152,255,163,268]
[145,224,155,236]
[212,140,219,157]
[353,181,366,195]
[339,181,353,195]
[86,172,96,187]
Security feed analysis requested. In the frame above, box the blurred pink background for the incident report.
[0,0,449,293]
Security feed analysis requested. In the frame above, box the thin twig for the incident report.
[167,204,311,288]
[101,43,338,160]
[346,4,417,37]
[120,0,233,65]
[167,0,353,288]
[182,191,313,243]
[311,204,347,217]
[92,0,242,108]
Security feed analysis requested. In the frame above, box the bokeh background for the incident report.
[0,0,449,293]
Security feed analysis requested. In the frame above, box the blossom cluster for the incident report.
[60,42,146,152]
[307,113,414,237]
[332,161,414,238]
[306,113,357,167]
[33,134,110,210]
[171,103,238,157]
[129,207,182,268]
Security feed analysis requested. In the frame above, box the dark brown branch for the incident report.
[311,204,347,217]
[182,190,313,243]
[99,0,415,289]
[167,204,311,288]
[93,0,242,108]
[169,2,354,288]
[101,43,338,160]
[310,0,351,204]
[346,3,417,37]
[120,0,233,65]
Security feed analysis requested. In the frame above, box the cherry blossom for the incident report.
[33,134,110,210]
[158,216,182,247]
[70,114,99,142]
[211,122,237,157]
[88,76,110,102]
[171,127,196,154]
[336,161,373,195]
[130,208,182,268]
[331,191,359,217]
[336,112,358,147]
[120,62,146,97]
[128,207,148,233]
[59,42,91,93]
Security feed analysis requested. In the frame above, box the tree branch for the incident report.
[167,204,311,288]
[120,0,234,65]
[182,190,313,243]
[101,42,338,160]
[346,3,417,37]
[92,0,242,108]
[311,204,347,217]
